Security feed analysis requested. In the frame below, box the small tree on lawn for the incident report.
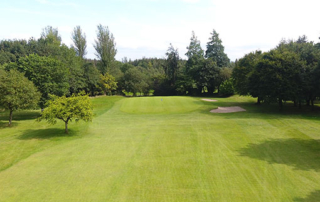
[0,69,40,126]
[38,93,93,134]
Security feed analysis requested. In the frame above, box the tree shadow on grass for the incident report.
[0,111,40,121]
[18,128,76,140]
[293,190,320,202]
[0,121,19,128]
[238,138,320,171]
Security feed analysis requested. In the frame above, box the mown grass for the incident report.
[0,95,320,201]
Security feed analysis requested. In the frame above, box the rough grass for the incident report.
[0,95,320,201]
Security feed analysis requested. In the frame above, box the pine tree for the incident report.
[185,31,204,72]
[205,29,230,67]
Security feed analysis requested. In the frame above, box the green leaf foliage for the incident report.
[99,73,118,95]
[94,24,117,75]
[0,69,40,125]
[232,51,262,96]
[219,78,235,96]
[71,26,87,59]
[38,94,93,133]
[205,29,230,67]
[185,31,204,72]
[6,54,69,108]
[165,44,180,86]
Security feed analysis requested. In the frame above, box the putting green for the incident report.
[0,96,320,201]
[120,96,202,114]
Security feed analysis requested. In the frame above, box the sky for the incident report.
[1,0,320,62]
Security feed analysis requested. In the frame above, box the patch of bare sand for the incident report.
[201,99,218,102]
[210,106,246,113]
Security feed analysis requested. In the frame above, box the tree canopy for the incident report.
[93,24,117,75]
[71,26,87,59]
[205,29,230,67]
[6,54,69,108]
[38,94,93,134]
[0,69,40,126]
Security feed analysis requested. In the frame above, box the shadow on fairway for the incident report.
[238,138,320,171]
[0,121,19,128]
[293,190,320,202]
[0,111,40,121]
[19,128,75,140]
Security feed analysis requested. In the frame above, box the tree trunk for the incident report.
[306,99,310,106]
[8,110,13,126]
[257,97,261,105]
[293,100,297,107]
[207,86,214,95]
[65,121,68,134]
[311,99,314,110]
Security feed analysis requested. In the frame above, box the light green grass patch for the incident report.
[120,96,203,114]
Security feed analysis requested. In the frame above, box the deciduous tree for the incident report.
[6,54,69,108]
[93,24,117,75]
[99,73,117,95]
[71,26,87,59]
[38,94,93,134]
[0,69,40,126]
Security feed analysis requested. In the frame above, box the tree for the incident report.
[276,37,320,107]
[82,62,101,96]
[185,31,204,72]
[219,78,234,96]
[205,29,230,67]
[93,24,117,75]
[232,51,262,103]
[0,69,40,126]
[165,44,180,86]
[252,50,302,109]
[122,67,149,96]
[99,73,118,95]
[196,58,220,94]
[38,94,93,134]
[40,26,62,46]
[6,54,69,108]
[71,26,87,59]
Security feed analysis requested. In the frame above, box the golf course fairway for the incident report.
[0,96,320,201]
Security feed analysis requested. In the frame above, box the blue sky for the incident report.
[1,0,320,61]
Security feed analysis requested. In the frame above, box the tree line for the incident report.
[233,35,320,109]
[0,25,233,125]
[0,26,233,99]
[2,23,320,125]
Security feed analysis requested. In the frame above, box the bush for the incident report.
[219,79,235,96]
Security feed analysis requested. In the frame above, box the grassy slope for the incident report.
[0,96,320,201]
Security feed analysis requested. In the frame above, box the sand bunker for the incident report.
[210,106,246,113]
[201,99,218,102]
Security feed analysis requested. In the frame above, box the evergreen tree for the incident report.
[165,44,180,86]
[205,29,230,67]
[185,31,204,72]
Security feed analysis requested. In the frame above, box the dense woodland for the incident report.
[1,25,320,114]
